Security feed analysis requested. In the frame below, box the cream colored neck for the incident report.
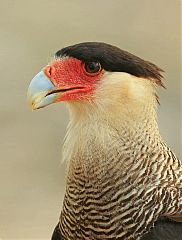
[63,94,162,169]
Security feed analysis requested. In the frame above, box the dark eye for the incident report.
[84,62,101,74]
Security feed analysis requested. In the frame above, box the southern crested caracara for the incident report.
[27,42,182,240]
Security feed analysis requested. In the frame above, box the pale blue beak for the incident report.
[27,71,57,110]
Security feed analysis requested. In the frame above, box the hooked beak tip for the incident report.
[27,70,56,110]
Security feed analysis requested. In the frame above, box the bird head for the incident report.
[27,42,164,117]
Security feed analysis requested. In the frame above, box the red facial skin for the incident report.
[44,58,104,102]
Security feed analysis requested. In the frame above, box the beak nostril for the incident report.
[44,66,55,78]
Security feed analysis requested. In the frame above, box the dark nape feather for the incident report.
[51,223,62,240]
[141,218,182,240]
[55,42,164,87]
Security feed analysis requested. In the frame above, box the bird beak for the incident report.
[27,70,58,110]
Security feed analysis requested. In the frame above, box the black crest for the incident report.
[55,42,164,87]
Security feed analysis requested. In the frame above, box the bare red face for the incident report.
[44,57,104,102]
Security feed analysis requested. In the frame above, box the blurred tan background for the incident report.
[0,0,181,239]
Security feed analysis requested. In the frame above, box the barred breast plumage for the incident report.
[58,102,182,240]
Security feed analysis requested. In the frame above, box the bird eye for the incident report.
[84,62,101,75]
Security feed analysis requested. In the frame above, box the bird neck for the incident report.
[63,96,162,170]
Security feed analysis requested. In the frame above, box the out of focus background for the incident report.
[0,0,181,239]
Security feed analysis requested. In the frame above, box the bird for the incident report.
[27,42,182,240]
